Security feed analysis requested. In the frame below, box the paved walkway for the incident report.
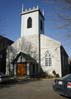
[0,79,68,99]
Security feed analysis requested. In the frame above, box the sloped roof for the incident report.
[0,35,14,51]
[41,34,61,45]
[0,35,13,43]
[12,52,36,64]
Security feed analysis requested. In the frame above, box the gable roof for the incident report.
[41,34,61,45]
[12,52,36,64]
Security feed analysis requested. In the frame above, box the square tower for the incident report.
[21,6,44,37]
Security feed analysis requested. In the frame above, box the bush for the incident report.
[47,75,53,78]
[40,72,47,78]
[52,70,56,76]
[52,70,59,78]
[56,74,59,77]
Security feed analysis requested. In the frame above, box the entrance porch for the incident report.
[12,52,39,78]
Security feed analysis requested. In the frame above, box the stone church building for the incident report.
[6,6,69,77]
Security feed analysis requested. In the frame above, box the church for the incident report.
[6,6,69,78]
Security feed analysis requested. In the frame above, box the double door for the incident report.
[17,63,27,76]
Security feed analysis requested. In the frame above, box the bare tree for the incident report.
[55,0,71,39]
[6,45,17,75]
[7,37,38,64]
[20,38,38,60]
[42,0,71,39]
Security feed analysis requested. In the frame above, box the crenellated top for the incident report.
[21,5,44,17]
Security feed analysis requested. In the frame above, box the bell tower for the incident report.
[21,6,44,37]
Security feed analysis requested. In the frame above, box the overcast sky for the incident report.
[0,0,71,56]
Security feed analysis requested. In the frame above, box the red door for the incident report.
[17,63,26,76]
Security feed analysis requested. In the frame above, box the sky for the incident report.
[0,0,71,56]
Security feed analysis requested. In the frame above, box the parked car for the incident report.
[53,74,71,98]
[0,72,12,83]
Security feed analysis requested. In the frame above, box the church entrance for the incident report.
[17,63,27,76]
[12,52,38,77]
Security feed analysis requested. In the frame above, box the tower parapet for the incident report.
[21,5,44,17]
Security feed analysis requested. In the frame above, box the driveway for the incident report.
[0,79,68,99]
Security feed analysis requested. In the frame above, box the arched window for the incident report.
[27,17,32,28]
[45,51,52,66]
